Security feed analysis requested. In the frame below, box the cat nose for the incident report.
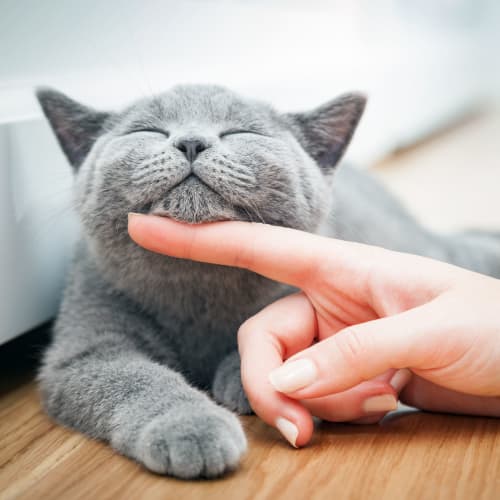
[175,138,208,163]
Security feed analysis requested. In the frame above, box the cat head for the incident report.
[37,84,365,257]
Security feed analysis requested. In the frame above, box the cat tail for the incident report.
[439,229,500,279]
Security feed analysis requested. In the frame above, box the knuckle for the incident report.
[245,388,265,416]
[232,231,256,270]
[237,317,256,345]
[238,371,265,415]
[335,326,370,372]
[184,226,198,261]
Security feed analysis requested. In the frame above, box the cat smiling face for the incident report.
[37,84,365,247]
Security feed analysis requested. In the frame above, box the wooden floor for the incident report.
[2,379,499,500]
[1,112,500,500]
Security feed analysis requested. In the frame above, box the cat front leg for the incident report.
[212,350,253,415]
[39,261,246,478]
[40,334,247,478]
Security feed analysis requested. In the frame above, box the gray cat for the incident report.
[36,84,500,479]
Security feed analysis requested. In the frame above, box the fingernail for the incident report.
[390,369,412,393]
[269,359,318,393]
[362,394,398,414]
[128,212,143,221]
[275,417,299,448]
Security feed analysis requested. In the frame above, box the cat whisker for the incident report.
[240,206,256,223]
[243,199,266,224]
[131,167,168,183]
[262,187,289,200]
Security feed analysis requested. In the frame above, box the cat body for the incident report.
[36,85,500,479]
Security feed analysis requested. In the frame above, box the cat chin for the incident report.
[150,208,237,224]
[148,176,254,224]
[150,203,253,224]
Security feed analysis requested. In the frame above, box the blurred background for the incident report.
[1,0,500,345]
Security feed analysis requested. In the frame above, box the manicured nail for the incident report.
[275,417,299,448]
[269,359,318,393]
[128,212,143,221]
[362,394,398,414]
[390,369,412,393]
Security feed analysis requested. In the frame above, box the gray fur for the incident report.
[36,84,500,479]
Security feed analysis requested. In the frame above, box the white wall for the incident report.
[0,120,77,344]
[2,0,499,161]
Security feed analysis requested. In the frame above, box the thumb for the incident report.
[267,302,440,399]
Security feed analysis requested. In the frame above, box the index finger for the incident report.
[128,214,366,288]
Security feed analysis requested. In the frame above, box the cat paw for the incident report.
[136,406,247,479]
[212,352,253,415]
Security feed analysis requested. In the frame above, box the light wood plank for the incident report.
[1,381,499,500]
[374,111,500,232]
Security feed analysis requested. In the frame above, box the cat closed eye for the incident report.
[130,128,170,138]
[219,129,264,138]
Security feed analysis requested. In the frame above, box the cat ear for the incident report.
[287,92,366,170]
[36,87,112,170]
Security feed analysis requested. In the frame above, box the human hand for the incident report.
[128,215,500,447]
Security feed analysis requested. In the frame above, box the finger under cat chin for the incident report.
[127,214,370,289]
